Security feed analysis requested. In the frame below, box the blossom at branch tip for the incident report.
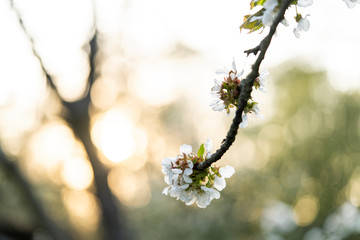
[293,15,310,38]
[343,0,360,8]
[162,139,235,208]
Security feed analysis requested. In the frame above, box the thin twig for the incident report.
[196,0,293,171]
[244,45,261,56]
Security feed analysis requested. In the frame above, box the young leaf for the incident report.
[198,144,205,157]
[240,8,265,33]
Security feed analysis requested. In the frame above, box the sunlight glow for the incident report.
[62,189,100,231]
[91,109,136,163]
[108,167,151,208]
[61,156,94,190]
[130,60,180,106]
[26,122,76,174]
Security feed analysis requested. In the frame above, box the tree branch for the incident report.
[196,0,293,171]
[10,1,129,239]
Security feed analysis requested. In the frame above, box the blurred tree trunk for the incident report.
[10,1,130,238]
[57,33,130,240]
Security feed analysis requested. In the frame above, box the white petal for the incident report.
[281,18,289,27]
[213,78,222,86]
[164,175,171,185]
[187,160,193,169]
[219,165,235,178]
[184,167,193,176]
[205,139,213,153]
[240,113,248,128]
[260,69,269,81]
[297,0,313,7]
[344,0,357,8]
[212,102,225,112]
[263,0,278,10]
[253,104,264,119]
[180,144,192,154]
[202,186,220,199]
[262,10,275,26]
[178,189,193,203]
[210,99,221,107]
[216,68,229,75]
[171,174,180,185]
[185,195,197,206]
[196,192,211,208]
[161,157,176,166]
[169,184,189,198]
[162,186,171,195]
[172,168,183,174]
[236,69,244,78]
[298,17,310,31]
[214,176,226,191]
[293,28,301,38]
[231,58,237,72]
[183,174,193,183]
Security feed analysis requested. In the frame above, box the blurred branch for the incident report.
[9,0,58,94]
[10,1,129,239]
[0,148,72,240]
[196,0,293,171]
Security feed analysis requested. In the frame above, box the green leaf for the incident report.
[197,144,205,157]
[250,0,266,9]
[240,8,265,33]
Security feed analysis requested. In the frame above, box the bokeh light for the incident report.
[91,108,136,164]
[61,156,94,190]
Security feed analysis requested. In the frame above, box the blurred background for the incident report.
[1,0,360,239]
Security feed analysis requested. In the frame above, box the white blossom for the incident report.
[253,103,264,119]
[196,186,221,208]
[162,139,235,208]
[262,0,278,26]
[210,58,243,114]
[204,139,213,158]
[180,144,192,155]
[210,98,225,112]
[297,0,313,7]
[343,0,360,8]
[258,69,269,92]
[240,113,248,128]
[293,15,310,38]
[214,166,235,191]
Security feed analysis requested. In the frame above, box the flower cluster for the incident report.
[210,59,243,114]
[210,58,267,128]
[162,139,235,208]
[240,0,313,38]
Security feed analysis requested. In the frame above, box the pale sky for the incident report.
[1,0,360,107]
